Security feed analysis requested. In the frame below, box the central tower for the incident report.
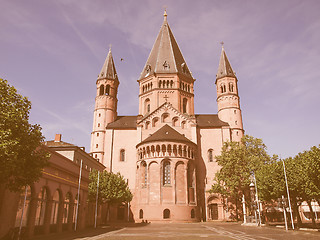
[138,11,195,116]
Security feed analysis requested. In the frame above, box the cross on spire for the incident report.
[220,41,224,50]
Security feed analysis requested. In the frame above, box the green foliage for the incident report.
[211,135,270,198]
[0,79,49,191]
[88,169,133,204]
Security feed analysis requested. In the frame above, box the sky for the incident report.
[1,0,320,158]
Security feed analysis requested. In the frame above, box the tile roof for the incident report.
[216,46,236,81]
[195,114,229,128]
[106,116,137,129]
[98,47,118,80]
[139,13,193,80]
[137,124,194,146]
[45,140,75,147]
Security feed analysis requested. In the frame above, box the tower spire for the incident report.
[98,46,118,81]
[216,44,236,81]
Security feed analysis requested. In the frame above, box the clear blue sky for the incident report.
[1,0,319,158]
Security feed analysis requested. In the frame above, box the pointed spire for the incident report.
[139,12,193,80]
[98,46,118,80]
[163,9,168,22]
[216,44,236,80]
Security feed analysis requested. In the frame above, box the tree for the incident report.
[88,170,133,220]
[0,79,49,192]
[210,135,270,220]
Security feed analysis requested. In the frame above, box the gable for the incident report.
[137,102,196,128]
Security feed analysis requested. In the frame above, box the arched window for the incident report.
[51,190,61,225]
[144,98,150,115]
[170,80,173,88]
[229,82,234,92]
[145,121,150,129]
[223,84,226,93]
[14,186,31,227]
[167,80,170,88]
[163,161,171,185]
[141,161,147,186]
[181,121,186,129]
[163,209,170,219]
[220,85,223,93]
[183,98,188,114]
[208,149,213,162]
[159,80,162,88]
[152,117,159,127]
[162,113,169,123]
[105,85,110,95]
[139,209,143,219]
[99,85,104,95]
[63,192,72,224]
[120,149,125,162]
[35,187,48,226]
[172,117,179,127]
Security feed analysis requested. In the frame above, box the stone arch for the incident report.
[105,84,110,95]
[149,162,160,203]
[14,185,33,228]
[161,113,169,123]
[34,186,50,226]
[144,98,151,115]
[163,209,170,219]
[152,117,159,127]
[172,117,179,127]
[139,209,143,219]
[175,161,186,203]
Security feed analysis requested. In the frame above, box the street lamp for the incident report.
[281,158,294,230]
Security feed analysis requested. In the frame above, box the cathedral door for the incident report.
[209,204,218,220]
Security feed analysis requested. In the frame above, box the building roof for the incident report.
[139,12,193,80]
[106,116,137,129]
[195,114,229,128]
[45,140,75,147]
[137,124,195,146]
[98,47,118,81]
[216,46,236,81]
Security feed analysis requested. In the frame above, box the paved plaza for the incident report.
[32,222,320,240]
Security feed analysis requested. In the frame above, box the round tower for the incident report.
[90,47,119,164]
[215,45,244,142]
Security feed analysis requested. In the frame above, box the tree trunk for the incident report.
[307,200,316,228]
[292,198,302,227]
[235,196,239,221]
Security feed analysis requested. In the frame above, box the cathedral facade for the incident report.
[90,12,244,222]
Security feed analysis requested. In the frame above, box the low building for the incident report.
[0,135,105,239]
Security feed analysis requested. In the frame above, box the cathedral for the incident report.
[90,11,244,222]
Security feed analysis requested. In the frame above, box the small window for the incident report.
[235,120,238,125]
[229,82,234,92]
[98,123,100,127]
[120,149,125,162]
[183,98,188,114]
[94,154,97,158]
[98,113,101,117]
[208,149,213,162]
[234,110,236,114]
[139,209,143,219]
[163,209,170,219]
[99,85,104,96]
[191,209,195,218]
[97,133,99,137]
[96,144,98,148]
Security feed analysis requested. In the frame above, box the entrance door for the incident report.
[209,204,218,220]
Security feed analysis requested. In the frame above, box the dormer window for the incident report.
[163,61,170,70]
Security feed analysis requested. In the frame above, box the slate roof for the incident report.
[106,114,228,129]
[106,116,137,129]
[137,124,195,147]
[195,114,229,128]
[139,12,193,80]
[216,46,236,81]
[98,47,118,80]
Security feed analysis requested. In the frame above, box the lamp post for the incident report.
[281,158,294,230]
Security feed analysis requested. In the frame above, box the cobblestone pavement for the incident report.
[32,222,320,240]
